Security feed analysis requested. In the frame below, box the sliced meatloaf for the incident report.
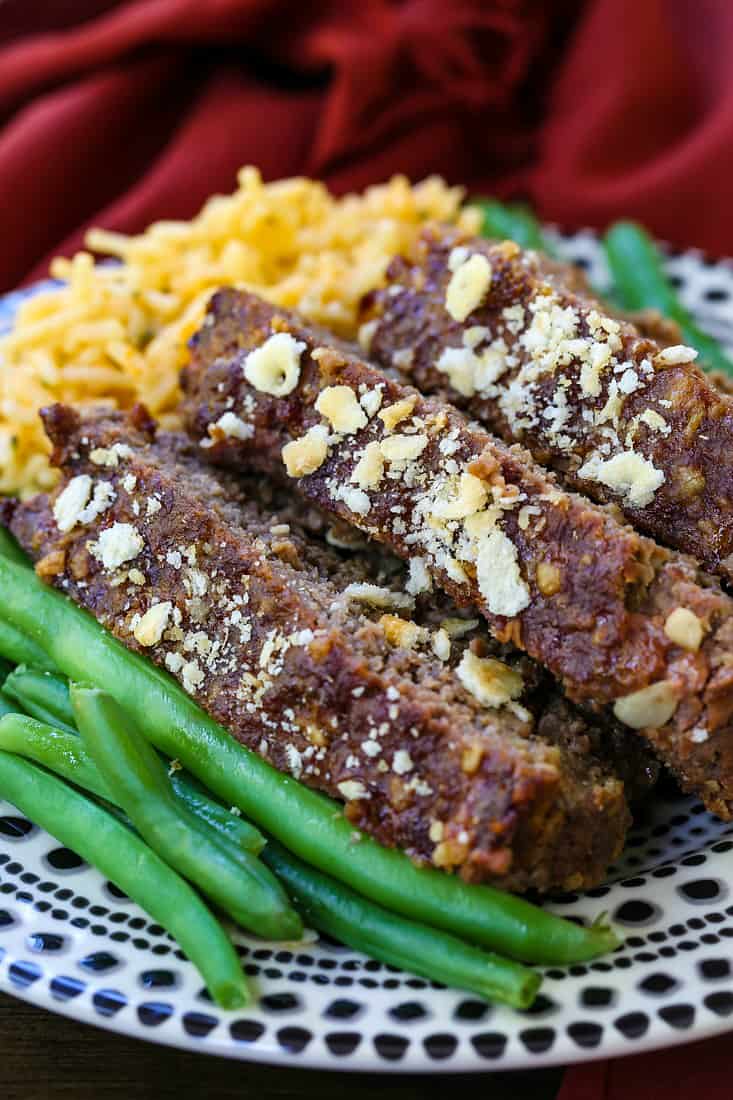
[359,226,733,582]
[5,403,634,892]
[180,288,733,818]
[239,474,660,807]
[136,439,660,805]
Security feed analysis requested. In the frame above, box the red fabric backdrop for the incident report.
[3,3,733,1094]
[2,0,733,293]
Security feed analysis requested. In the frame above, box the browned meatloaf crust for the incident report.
[139,443,659,805]
[243,475,660,806]
[359,227,733,582]
[180,288,733,818]
[140,440,657,807]
[5,404,636,892]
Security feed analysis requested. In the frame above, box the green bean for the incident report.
[0,527,31,567]
[0,691,19,718]
[0,657,12,687]
[4,667,74,727]
[4,663,265,856]
[472,198,555,255]
[0,711,265,855]
[0,751,249,1008]
[0,707,540,1006]
[71,686,301,941]
[8,664,266,854]
[169,770,265,856]
[0,714,111,797]
[0,619,57,672]
[3,667,77,732]
[604,221,733,376]
[0,555,618,964]
[0,529,54,673]
[263,838,540,1008]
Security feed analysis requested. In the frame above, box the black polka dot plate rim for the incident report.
[2,233,733,1071]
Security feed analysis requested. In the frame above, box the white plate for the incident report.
[1,234,733,1071]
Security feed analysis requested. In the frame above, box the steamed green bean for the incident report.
[263,838,540,1008]
[0,751,249,1009]
[604,220,733,375]
[0,554,618,965]
[71,686,301,941]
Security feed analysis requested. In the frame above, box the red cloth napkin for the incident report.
[3,3,733,1094]
[3,0,733,293]
[558,1033,733,1100]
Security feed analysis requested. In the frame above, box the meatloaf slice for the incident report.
[134,436,660,805]
[6,404,633,893]
[180,288,733,818]
[359,226,733,582]
[236,474,660,807]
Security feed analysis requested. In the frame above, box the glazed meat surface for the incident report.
[180,289,733,818]
[6,404,636,892]
[360,227,733,582]
[242,474,660,807]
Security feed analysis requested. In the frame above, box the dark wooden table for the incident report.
[0,991,564,1100]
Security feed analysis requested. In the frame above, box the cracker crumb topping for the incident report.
[392,749,414,775]
[613,681,679,729]
[445,252,492,322]
[244,331,305,396]
[476,528,531,616]
[639,409,670,435]
[334,483,371,515]
[53,475,116,532]
[89,522,143,572]
[456,651,523,708]
[89,442,133,468]
[181,659,205,694]
[351,440,384,490]
[379,614,427,649]
[655,344,698,366]
[53,475,93,531]
[447,245,469,272]
[359,387,383,418]
[436,335,509,398]
[379,395,416,431]
[664,606,704,652]
[337,780,369,801]
[343,583,414,611]
[430,471,487,520]
[380,433,428,467]
[133,601,173,646]
[208,411,254,442]
[578,449,665,508]
[282,424,329,478]
[405,556,432,596]
[357,319,378,353]
[316,385,368,434]
[432,628,451,661]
